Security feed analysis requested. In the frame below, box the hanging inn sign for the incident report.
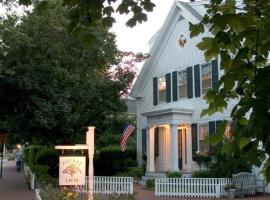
[59,156,86,185]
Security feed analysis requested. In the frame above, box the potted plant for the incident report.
[225,183,236,199]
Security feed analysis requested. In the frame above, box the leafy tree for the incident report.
[190,0,270,181]
[2,0,155,44]
[0,1,144,146]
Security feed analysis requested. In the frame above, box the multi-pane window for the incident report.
[201,63,212,95]
[199,124,209,154]
[178,70,187,98]
[158,76,166,103]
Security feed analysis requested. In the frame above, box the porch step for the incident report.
[145,172,167,178]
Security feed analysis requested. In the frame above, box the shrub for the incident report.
[192,170,212,178]
[35,148,59,178]
[24,145,43,165]
[166,171,182,178]
[208,152,252,178]
[146,179,155,189]
[117,167,144,179]
[94,145,136,176]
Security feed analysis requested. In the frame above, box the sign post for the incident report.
[86,127,95,200]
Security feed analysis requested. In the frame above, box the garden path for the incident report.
[134,185,270,200]
[0,160,35,200]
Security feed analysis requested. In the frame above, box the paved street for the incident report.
[0,160,35,200]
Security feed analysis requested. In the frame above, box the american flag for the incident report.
[120,123,135,152]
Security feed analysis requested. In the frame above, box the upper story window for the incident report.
[178,70,187,98]
[201,63,212,95]
[158,76,166,103]
[199,124,209,154]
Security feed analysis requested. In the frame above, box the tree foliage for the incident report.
[190,0,270,181]
[2,0,155,44]
[0,1,144,146]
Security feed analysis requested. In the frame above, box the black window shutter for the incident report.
[209,121,216,135]
[191,124,198,155]
[142,129,146,156]
[216,120,222,132]
[209,121,216,154]
[153,77,158,105]
[194,64,201,97]
[211,59,219,91]
[187,67,193,98]
[215,120,223,149]
[166,73,171,103]
[154,127,159,157]
[172,71,178,101]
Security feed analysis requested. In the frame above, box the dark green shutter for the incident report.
[191,124,198,155]
[194,64,201,97]
[172,71,178,101]
[142,129,146,156]
[216,120,222,132]
[187,67,193,98]
[153,77,158,105]
[154,128,159,157]
[209,121,216,154]
[211,59,219,91]
[215,120,223,149]
[166,73,171,103]
[209,121,216,135]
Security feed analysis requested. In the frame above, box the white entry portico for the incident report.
[143,108,193,173]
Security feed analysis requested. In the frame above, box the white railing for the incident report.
[24,164,35,190]
[155,178,231,198]
[35,189,42,200]
[76,176,133,195]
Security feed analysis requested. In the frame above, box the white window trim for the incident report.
[158,75,166,104]
[178,69,188,99]
[198,123,209,154]
[200,63,212,96]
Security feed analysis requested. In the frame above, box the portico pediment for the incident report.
[142,108,193,126]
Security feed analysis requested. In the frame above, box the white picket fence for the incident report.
[76,176,133,195]
[155,178,231,198]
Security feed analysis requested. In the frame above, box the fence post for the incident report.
[130,178,133,194]
[31,173,35,190]
[215,184,220,198]
[155,179,158,196]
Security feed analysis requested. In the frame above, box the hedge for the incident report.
[94,145,136,176]
[23,145,43,165]
[35,148,59,178]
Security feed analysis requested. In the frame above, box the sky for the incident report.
[0,0,176,53]
[111,0,175,53]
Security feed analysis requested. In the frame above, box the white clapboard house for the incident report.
[131,0,241,176]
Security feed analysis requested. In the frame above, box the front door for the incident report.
[178,127,187,170]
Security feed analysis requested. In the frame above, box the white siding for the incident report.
[136,17,237,168]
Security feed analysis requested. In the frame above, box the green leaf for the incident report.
[239,137,250,149]
[206,132,223,145]
[189,22,204,38]
[239,117,248,125]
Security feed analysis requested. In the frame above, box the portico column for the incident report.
[146,126,155,172]
[186,124,193,172]
[170,124,179,171]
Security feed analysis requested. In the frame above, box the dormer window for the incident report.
[158,76,166,103]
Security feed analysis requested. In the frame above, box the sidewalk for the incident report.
[134,185,270,200]
[0,160,35,200]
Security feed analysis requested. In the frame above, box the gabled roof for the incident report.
[130,0,209,98]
